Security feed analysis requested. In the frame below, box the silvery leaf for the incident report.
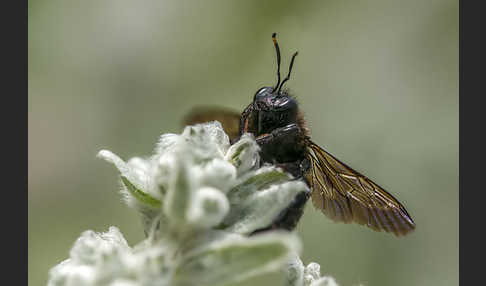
[173,232,301,286]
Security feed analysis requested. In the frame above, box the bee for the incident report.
[184,33,415,236]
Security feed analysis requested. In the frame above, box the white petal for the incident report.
[225,133,260,174]
[284,253,305,286]
[97,150,146,192]
[163,149,194,226]
[69,227,130,264]
[309,277,339,286]
[187,187,230,228]
[153,133,180,156]
[196,158,237,193]
[97,150,130,176]
[224,181,309,234]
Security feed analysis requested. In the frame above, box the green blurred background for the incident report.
[28,0,458,285]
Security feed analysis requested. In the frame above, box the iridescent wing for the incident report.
[183,106,241,141]
[304,139,415,236]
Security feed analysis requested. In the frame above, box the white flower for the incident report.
[47,121,337,286]
[284,254,339,286]
[96,121,308,236]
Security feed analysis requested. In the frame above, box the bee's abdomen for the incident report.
[250,158,311,234]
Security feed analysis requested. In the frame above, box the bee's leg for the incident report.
[255,123,306,163]
[274,162,302,178]
[255,123,299,144]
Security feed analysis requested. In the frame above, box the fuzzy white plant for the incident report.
[47,121,338,286]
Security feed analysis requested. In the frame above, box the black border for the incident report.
[3,0,28,285]
[460,0,484,285]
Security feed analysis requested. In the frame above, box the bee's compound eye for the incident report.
[253,86,273,101]
[274,96,297,111]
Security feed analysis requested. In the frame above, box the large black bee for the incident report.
[184,33,415,236]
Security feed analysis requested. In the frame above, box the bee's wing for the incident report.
[305,140,415,236]
[183,106,241,141]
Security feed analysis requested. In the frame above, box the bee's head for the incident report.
[252,86,298,134]
[247,33,299,135]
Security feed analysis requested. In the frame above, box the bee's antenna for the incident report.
[278,51,298,93]
[272,33,281,93]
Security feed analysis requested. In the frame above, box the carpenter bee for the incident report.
[184,33,415,236]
